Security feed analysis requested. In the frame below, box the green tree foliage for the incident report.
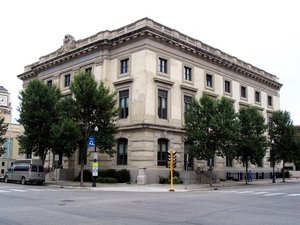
[70,70,118,186]
[18,80,61,162]
[185,93,238,161]
[0,116,8,156]
[236,107,268,184]
[269,110,298,182]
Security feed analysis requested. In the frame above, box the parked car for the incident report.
[4,159,45,185]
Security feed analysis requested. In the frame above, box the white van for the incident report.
[4,159,45,185]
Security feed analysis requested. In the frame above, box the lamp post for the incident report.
[271,139,276,183]
[92,126,98,187]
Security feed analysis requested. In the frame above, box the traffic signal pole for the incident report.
[169,150,174,192]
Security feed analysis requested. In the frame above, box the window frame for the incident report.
[158,89,168,119]
[119,89,129,119]
[183,65,192,82]
[224,79,232,96]
[157,138,168,166]
[267,95,273,107]
[117,138,128,165]
[240,85,248,100]
[157,56,169,76]
[255,90,261,104]
[205,73,214,90]
[120,58,130,75]
[64,74,71,87]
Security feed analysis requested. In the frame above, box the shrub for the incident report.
[102,177,118,183]
[173,176,180,184]
[220,178,226,182]
[116,169,131,183]
[159,176,168,184]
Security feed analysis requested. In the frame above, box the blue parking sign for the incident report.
[88,136,95,147]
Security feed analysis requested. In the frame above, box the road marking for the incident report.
[251,192,269,195]
[9,189,27,192]
[28,189,44,192]
[263,193,285,196]
[236,191,255,194]
[0,190,10,193]
[286,194,300,197]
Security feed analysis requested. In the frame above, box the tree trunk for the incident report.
[282,160,285,182]
[245,161,248,185]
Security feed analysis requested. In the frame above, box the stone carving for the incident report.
[57,34,76,54]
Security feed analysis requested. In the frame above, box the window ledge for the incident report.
[154,77,174,86]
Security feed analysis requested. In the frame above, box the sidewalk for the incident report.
[46,178,300,192]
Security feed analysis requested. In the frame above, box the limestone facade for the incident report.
[17,18,282,182]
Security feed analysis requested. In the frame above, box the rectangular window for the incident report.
[64,74,71,87]
[119,90,129,119]
[120,58,129,74]
[226,157,233,167]
[184,66,192,81]
[268,96,273,107]
[206,74,213,88]
[159,58,168,74]
[255,91,261,103]
[158,89,168,119]
[85,67,92,74]
[241,86,247,98]
[157,139,168,166]
[47,80,52,87]
[225,80,231,93]
[184,95,192,114]
[117,139,128,165]
[207,157,215,167]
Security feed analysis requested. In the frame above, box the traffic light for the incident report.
[173,151,177,168]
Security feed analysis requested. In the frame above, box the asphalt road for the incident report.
[0,182,299,225]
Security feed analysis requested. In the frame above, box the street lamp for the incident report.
[271,139,276,183]
[92,126,99,187]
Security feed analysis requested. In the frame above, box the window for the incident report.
[268,96,273,107]
[255,91,261,103]
[117,138,128,165]
[64,74,71,87]
[184,142,193,171]
[47,80,52,87]
[184,95,192,115]
[268,116,273,131]
[2,161,5,166]
[207,157,215,167]
[158,89,168,119]
[224,80,231,93]
[119,90,129,119]
[241,86,247,98]
[157,138,168,166]
[226,157,233,167]
[206,74,213,88]
[85,67,92,74]
[184,66,192,81]
[159,57,168,74]
[120,58,129,74]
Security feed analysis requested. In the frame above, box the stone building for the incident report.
[17,18,282,183]
[0,86,23,177]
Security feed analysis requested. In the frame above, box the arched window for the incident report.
[117,138,128,165]
[157,138,168,166]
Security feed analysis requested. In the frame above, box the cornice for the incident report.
[18,18,282,90]
[118,122,186,134]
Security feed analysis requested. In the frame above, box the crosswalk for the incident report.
[217,189,300,198]
[0,187,78,194]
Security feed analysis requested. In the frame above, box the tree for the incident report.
[269,110,298,182]
[185,94,238,185]
[18,80,61,163]
[236,107,268,184]
[70,70,118,186]
[0,115,8,156]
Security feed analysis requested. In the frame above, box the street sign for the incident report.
[88,136,95,147]
[92,162,99,176]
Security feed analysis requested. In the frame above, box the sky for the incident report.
[1,0,299,124]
